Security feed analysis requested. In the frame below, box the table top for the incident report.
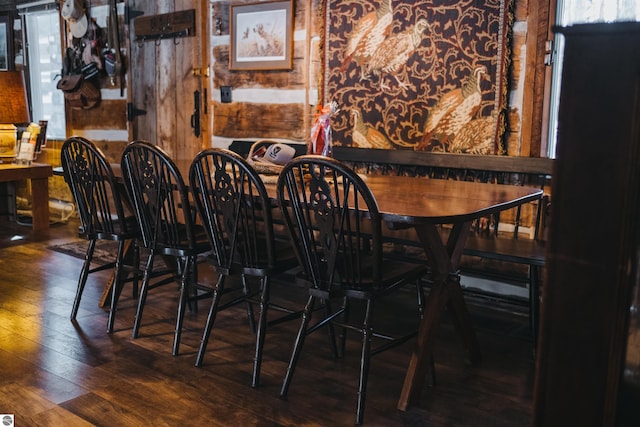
[111,160,543,226]
[360,175,543,225]
[0,162,53,181]
[261,174,542,225]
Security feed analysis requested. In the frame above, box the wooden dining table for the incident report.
[352,175,543,410]
[240,170,543,411]
[112,158,543,410]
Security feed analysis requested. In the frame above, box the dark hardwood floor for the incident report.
[0,217,535,426]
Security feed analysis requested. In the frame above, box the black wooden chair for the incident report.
[61,136,141,333]
[189,148,301,387]
[276,155,428,425]
[120,141,211,355]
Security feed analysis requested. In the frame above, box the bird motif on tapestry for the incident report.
[350,109,393,149]
[448,115,496,154]
[416,65,488,151]
[364,18,429,90]
[340,0,393,77]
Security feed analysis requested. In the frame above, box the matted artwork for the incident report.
[230,0,293,70]
[322,0,514,154]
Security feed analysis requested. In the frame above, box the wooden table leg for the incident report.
[30,177,50,233]
[99,239,134,307]
[397,222,480,411]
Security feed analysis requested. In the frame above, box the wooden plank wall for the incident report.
[208,0,548,157]
[127,0,206,162]
[210,0,321,148]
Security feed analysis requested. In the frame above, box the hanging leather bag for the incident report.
[56,73,101,110]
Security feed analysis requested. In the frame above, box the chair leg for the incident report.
[338,296,349,358]
[195,274,226,367]
[242,274,257,333]
[187,257,199,314]
[355,299,373,425]
[173,256,195,356]
[70,239,96,321]
[252,275,270,388]
[323,299,339,359]
[280,295,316,399]
[107,240,126,333]
[132,251,155,339]
[416,278,425,319]
[530,265,541,352]
[132,239,140,299]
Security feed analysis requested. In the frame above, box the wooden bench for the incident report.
[228,141,554,342]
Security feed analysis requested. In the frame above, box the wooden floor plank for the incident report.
[0,217,535,426]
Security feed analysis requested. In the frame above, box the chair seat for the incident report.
[79,215,140,241]
[154,223,211,257]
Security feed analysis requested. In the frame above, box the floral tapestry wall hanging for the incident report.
[322,0,513,154]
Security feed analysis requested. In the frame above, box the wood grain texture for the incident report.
[212,102,305,140]
[0,217,535,426]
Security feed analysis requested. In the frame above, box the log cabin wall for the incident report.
[208,0,551,158]
[210,0,320,147]
[4,0,550,205]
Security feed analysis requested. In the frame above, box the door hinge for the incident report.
[125,6,144,23]
[127,103,147,122]
[544,39,554,66]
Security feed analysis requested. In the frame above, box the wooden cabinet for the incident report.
[533,22,640,426]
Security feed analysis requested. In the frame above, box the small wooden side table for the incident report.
[0,162,53,233]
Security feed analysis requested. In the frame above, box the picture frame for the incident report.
[229,0,293,70]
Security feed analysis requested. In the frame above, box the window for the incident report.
[547,0,640,158]
[20,5,65,139]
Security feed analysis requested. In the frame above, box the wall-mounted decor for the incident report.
[230,0,293,70]
[322,0,513,154]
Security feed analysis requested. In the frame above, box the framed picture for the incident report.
[230,0,293,70]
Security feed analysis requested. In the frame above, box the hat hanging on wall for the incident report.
[61,0,88,39]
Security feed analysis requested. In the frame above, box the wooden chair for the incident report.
[60,136,140,333]
[189,148,301,387]
[120,141,211,355]
[276,155,428,425]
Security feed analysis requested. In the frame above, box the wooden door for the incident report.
[126,0,209,162]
